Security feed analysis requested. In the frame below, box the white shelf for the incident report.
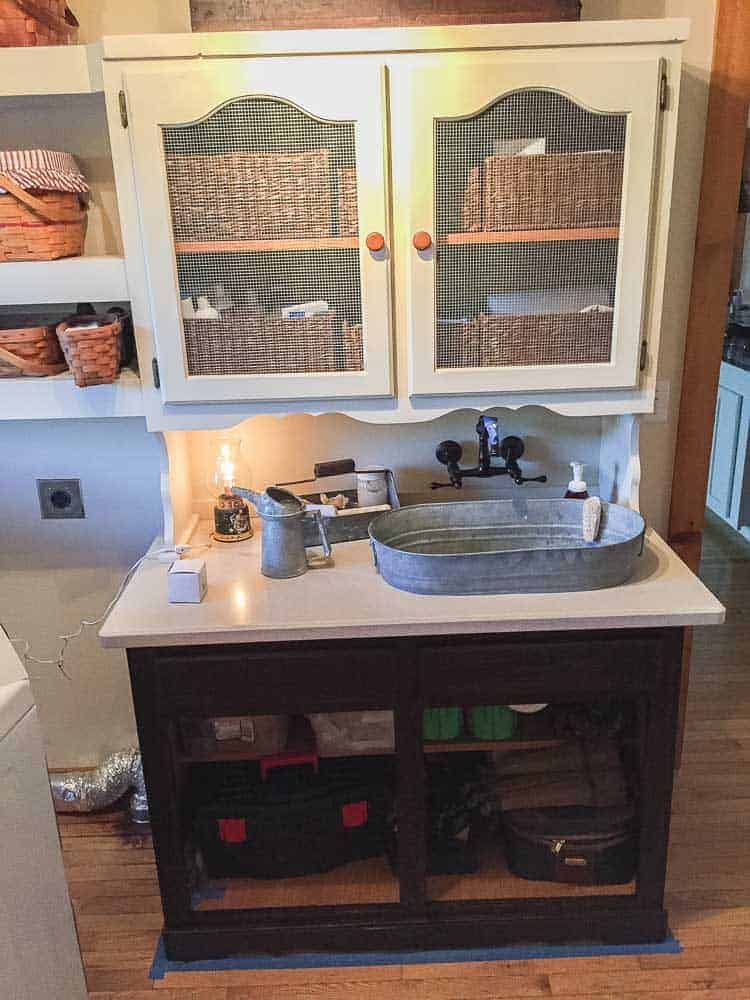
[0,256,128,306]
[0,44,102,98]
[0,368,143,421]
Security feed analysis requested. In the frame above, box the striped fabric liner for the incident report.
[0,149,89,195]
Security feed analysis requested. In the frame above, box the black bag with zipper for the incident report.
[194,753,394,879]
[502,803,637,885]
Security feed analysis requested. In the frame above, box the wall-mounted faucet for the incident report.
[430,416,548,490]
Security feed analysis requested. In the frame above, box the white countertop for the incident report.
[98,523,724,650]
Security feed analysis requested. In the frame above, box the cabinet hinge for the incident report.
[639,339,649,373]
[659,73,668,111]
[151,357,161,388]
[118,90,128,128]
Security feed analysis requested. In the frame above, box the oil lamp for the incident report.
[209,436,252,542]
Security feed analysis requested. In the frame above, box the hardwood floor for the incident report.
[60,512,750,998]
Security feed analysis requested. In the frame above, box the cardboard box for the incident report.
[168,558,207,604]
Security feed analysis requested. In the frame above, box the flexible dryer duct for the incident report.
[50,748,149,824]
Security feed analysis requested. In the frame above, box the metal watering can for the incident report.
[232,486,333,579]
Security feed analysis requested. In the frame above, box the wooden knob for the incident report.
[365,231,385,252]
[413,230,432,251]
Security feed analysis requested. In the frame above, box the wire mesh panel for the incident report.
[161,96,364,377]
[434,90,626,370]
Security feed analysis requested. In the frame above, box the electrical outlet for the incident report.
[643,379,670,424]
[37,479,85,519]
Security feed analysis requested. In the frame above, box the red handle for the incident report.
[260,750,319,781]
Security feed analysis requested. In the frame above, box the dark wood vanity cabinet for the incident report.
[128,626,683,961]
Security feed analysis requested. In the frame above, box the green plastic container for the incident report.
[468,705,518,741]
[423,707,463,741]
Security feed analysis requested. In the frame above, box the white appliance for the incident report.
[0,630,87,1000]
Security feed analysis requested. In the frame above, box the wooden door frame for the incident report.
[669,0,750,566]
[667,0,750,763]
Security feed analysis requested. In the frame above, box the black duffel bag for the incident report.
[502,804,637,885]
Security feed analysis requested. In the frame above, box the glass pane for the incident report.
[180,713,399,911]
[422,702,638,902]
[434,89,626,370]
[162,96,364,377]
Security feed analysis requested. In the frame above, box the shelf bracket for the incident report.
[118,90,129,129]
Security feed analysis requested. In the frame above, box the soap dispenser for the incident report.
[565,462,589,500]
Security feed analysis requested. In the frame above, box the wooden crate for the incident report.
[190,0,581,32]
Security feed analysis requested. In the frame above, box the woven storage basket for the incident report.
[56,313,123,388]
[478,312,613,367]
[0,152,87,261]
[182,308,343,376]
[0,317,67,377]
[483,151,624,231]
[436,318,481,369]
[0,0,78,46]
[337,167,358,238]
[342,320,364,370]
[460,165,482,233]
[165,150,333,241]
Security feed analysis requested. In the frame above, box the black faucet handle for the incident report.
[436,440,463,466]
[512,474,548,486]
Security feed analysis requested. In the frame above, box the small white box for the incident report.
[168,558,207,604]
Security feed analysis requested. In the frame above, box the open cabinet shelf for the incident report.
[439,227,620,246]
[0,257,129,307]
[178,713,565,764]
[0,367,143,421]
[0,44,101,98]
[174,237,360,254]
[178,735,566,764]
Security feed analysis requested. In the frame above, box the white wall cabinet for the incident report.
[707,362,750,538]
[124,60,392,404]
[101,21,685,428]
[397,55,662,397]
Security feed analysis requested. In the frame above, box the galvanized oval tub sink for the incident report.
[368,499,645,596]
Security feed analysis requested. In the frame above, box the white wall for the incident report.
[73,0,192,41]
[186,409,603,515]
[0,420,163,767]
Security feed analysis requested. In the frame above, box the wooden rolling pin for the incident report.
[277,459,356,487]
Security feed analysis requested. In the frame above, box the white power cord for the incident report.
[4,543,209,679]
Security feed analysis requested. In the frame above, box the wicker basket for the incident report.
[477,312,613,367]
[0,317,67,377]
[165,150,333,241]
[436,313,612,369]
[342,320,364,370]
[182,308,344,376]
[483,151,624,231]
[337,168,358,238]
[436,318,481,369]
[56,313,123,388]
[0,172,86,262]
[460,165,482,233]
[0,0,78,46]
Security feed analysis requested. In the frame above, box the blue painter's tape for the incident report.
[189,885,226,908]
[150,932,681,980]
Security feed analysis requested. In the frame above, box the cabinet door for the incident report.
[401,56,663,396]
[124,61,392,404]
[707,385,743,519]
